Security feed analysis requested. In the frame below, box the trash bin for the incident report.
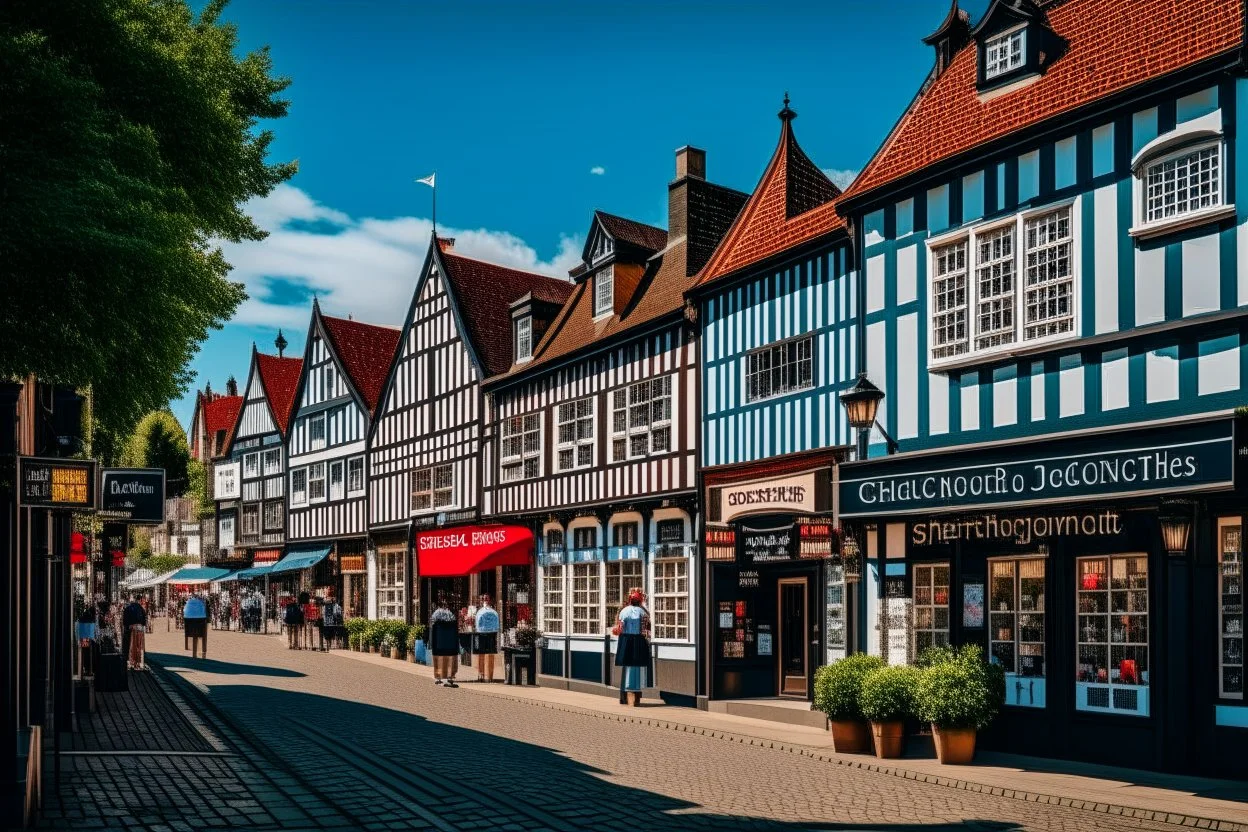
[504,648,534,686]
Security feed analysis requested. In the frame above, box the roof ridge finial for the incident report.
[779,91,796,123]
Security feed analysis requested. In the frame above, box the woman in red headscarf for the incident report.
[613,588,651,706]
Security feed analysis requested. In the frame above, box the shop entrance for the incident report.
[778,577,809,697]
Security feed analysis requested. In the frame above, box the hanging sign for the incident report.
[714,472,818,523]
[839,420,1235,517]
[737,523,795,564]
[100,468,165,523]
[18,457,96,509]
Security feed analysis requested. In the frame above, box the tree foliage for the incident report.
[0,0,295,442]
[121,409,190,496]
[186,458,213,518]
[140,554,189,577]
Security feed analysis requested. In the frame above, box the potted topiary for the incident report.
[859,664,921,759]
[391,623,410,660]
[813,654,885,753]
[409,624,428,664]
[367,621,385,654]
[345,618,367,651]
[914,644,1005,764]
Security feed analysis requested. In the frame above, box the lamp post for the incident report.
[839,372,897,460]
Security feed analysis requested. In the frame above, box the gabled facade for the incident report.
[368,236,573,622]
[835,0,1248,775]
[688,100,856,703]
[484,146,747,702]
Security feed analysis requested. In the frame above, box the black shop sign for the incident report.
[18,456,96,510]
[100,468,165,523]
[737,523,796,565]
[839,420,1235,518]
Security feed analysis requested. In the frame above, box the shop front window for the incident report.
[989,558,1046,708]
[606,559,643,612]
[1219,518,1244,699]
[912,563,950,660]
[653,559,689,641]
[571,563,601,634]
[1076,555,1149,716]
[377,549,405,621]
[826,564,846,664]
[542,565,564,634]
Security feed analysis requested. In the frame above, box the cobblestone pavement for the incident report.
[138,628,1191,832]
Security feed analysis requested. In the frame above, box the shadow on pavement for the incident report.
[150,651,306,678]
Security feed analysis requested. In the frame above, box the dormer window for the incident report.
[593,265,614,318]
[515,315,532,362]
[984,26,1025,79]
[1129,112,1233,240]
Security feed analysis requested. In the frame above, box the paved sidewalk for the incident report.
[333,642,1248,831]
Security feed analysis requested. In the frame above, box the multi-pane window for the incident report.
[241,503,259,537]
[1076,555,1149,716]
[912,563,951,659]
[656,519,684,543]
[653,560,689,640]
[572,526,597,553]
[410,464,454,512]
[347,456,364,495]
[611,375,673,461]
[515,316,532,361]
[290,468,307,506]
[1219,518,1244,699]
[571,563,602,634]
[826,564,847,663]
[501,413,541,482]
[1143,144,1222,225]
[975,227,1015,349]
[218,514,235,549]
[594,265,614,317]
[262,448,281,476]
[308,462,326,502]
[545,529,565,554]
[989,558,1046,707]
[984,28,1024,79]
[243,453,259,478]
[322,365,335,401]
[612,523,638,547]
[309,413,327,450]
[606,560,643,611]
[1023,207,1074,340]
[745,336,814,402]
[263,499,283,531]
[329,460,344,501]
[377,549,405,621]
[556,398,594,472]
[932,241,969,359]
[543,565,564,633]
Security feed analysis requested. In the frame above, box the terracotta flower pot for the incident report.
[828,719,871,754]
[870,721,906,759]
[931,725,977,764]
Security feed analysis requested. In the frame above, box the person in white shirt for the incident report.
[473,595,500,682]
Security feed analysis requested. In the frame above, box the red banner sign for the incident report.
[415,525,534,578]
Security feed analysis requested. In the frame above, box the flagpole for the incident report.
[432,178,437,236]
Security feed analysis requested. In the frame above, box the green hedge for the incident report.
[914,644,1005,730]
[814,654,885,721]
[859,664,921,723]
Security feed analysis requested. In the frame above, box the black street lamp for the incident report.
[839,372,897,459]
[1159,500,1194,557]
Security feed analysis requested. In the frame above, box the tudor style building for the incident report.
[368,236,572,623]
[483,147,747,703]
[688,101,858,708]
[285,301,399,615]
[834,0,1247,774]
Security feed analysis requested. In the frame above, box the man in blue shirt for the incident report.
[473,595,500,683]
[183,593,209,659]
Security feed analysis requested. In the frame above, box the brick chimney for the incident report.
[437,237,456,252]
[668,146,706,242]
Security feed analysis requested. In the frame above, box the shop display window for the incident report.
[653,559,689,641]
[606,560,643,612]
[541,565,564,634]
[826,564,847,663]
[571,563,601,634]
[1076,555,1149,716]
[912,563,951,660]
[376,549,405,621]
[988,558,1046,708]
[1219,518,1244,699]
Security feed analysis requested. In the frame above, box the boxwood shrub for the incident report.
[859,664,921,724]
[914,644,1005,730]
[814,654,885,721]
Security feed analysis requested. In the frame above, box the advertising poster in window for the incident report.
[963,582,985,629]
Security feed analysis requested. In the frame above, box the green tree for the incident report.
[186,458,213,518]
[122,410,191,496]
[0,0,295,444]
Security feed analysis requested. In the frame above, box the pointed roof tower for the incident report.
[695,95,844,288]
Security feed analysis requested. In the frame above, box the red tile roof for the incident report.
[437,247,574,377]
[840,0,1245,204]
[595,211,668,254]
[254,352,303,437]
[320,314,401,416]
[204,394,243,457]
[695,107,844,288]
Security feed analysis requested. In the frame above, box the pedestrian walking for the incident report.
[302,592,322,651]
[429,597,459,687]
[121,593,141,663]
[614,589,651,706]
[183,593,209,659]
[284,595,305,649]
[123,595,148,670]
[473,595,500,683]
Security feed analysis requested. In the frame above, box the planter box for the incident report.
[932,725,977,764]
[870,721,905,759]
[828,720,870,754]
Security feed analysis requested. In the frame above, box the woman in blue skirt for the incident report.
[614,589,651,706]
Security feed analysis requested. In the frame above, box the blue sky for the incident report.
[177,0,978,429]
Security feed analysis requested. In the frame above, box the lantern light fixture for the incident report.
[1159,500,1194,557]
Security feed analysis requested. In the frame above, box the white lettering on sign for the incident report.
[418,529,512,550]
[718,472,818,522]
[911,510,1124,546]
[109,480,155,495]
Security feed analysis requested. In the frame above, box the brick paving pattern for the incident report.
[137,627,1196,832]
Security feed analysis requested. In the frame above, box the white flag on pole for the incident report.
[416,173,436,188]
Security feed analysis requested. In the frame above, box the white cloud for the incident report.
[822,168,859,189]
[221,185,581,329]
[589,166,606,175]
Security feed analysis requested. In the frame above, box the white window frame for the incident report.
[610,375,673,462]
[542,564,565,635]
[329,460,344,501]
[346,456,365,496]
[500,413,541,482]
[571,562,602,635]
[912,562,951,661]
[290,467,307,507]
[263,499,284,532]
[322,365,336,401]
[606,559,644,613]
[1218,517,1243,700]
[652,558,690,641]
[243,452,259,479]
[1075,553,1150,717]
[308,462,326,504]
[240,503,260,537]
[1130,135,1231,239]
[593,265,614,318]
[218,514,235,549]
[926,197,1081,369]
[744,335,815,403]
[376,548,406,621]
[988,556,1047,708]
[555,397,595,472]
[410,463,454,513]
[984,25,1025,80]
[515,316,533,362]
[262,448,281,476]
[308,412,327,451]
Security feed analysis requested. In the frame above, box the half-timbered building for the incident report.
[285,300,400,615]
[483,147,747,703]
[368,237,572,623]
[833,0,1248,774]
[688,100,857,708]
